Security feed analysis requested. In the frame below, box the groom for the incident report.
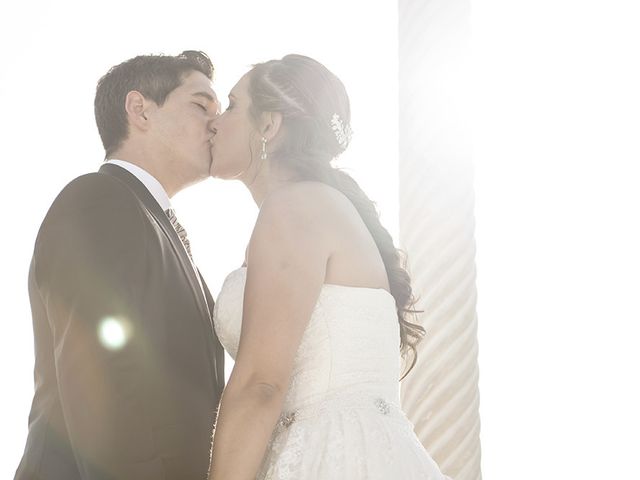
[15,51,225,480]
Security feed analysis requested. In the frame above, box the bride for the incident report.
[208,54,449,480]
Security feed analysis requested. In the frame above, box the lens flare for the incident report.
[98,317,130,350]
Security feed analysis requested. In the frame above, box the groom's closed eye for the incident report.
[192,92,219,114]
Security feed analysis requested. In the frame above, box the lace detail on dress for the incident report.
[214,267,450,480]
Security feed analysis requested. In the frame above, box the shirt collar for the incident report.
[105,159,171,211]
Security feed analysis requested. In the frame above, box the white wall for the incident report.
[474,1,640,478]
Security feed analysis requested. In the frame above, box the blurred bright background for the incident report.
[1,0,639,478]
[474,1,640,478]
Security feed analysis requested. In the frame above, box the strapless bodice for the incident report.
[213,267,402,410]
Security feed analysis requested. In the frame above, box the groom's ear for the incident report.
[125,91,152,131]
[260,111,283,141]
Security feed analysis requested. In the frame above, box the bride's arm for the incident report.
[209,186,330,480]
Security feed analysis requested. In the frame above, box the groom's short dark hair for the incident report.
[94,50,214,158]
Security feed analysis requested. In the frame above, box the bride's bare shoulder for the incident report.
[251,182,348,255]
[260,181,349,218]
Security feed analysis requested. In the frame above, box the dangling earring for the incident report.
[261,137,268,161]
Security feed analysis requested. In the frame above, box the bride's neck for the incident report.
[244,162,296,208]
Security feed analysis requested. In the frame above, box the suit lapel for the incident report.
[98,164,214,331]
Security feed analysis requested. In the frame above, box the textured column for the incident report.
[398,1,480,479]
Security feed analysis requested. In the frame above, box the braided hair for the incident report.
[248,55,425,377]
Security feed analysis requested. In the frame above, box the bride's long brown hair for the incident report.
[247,55,425,377]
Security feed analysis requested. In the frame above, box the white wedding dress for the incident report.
[214,267,450,480]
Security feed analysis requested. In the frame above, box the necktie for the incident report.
[165,208,193,261]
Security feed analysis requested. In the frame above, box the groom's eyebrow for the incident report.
[192,91,216,102]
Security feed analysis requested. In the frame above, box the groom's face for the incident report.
[147,70,220,184]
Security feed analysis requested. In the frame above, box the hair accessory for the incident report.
[260,137,268,161]
[330,113,353,149]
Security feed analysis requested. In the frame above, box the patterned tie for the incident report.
[165,208,193,261]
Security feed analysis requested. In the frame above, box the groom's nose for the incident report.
[208,118,217,135]
[207,114,218,131]
[209,113,221,131]
[208,105,220,129]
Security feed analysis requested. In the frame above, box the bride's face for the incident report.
[209,73,258,179]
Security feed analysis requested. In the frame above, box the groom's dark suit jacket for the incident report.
[15,164,225,480]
